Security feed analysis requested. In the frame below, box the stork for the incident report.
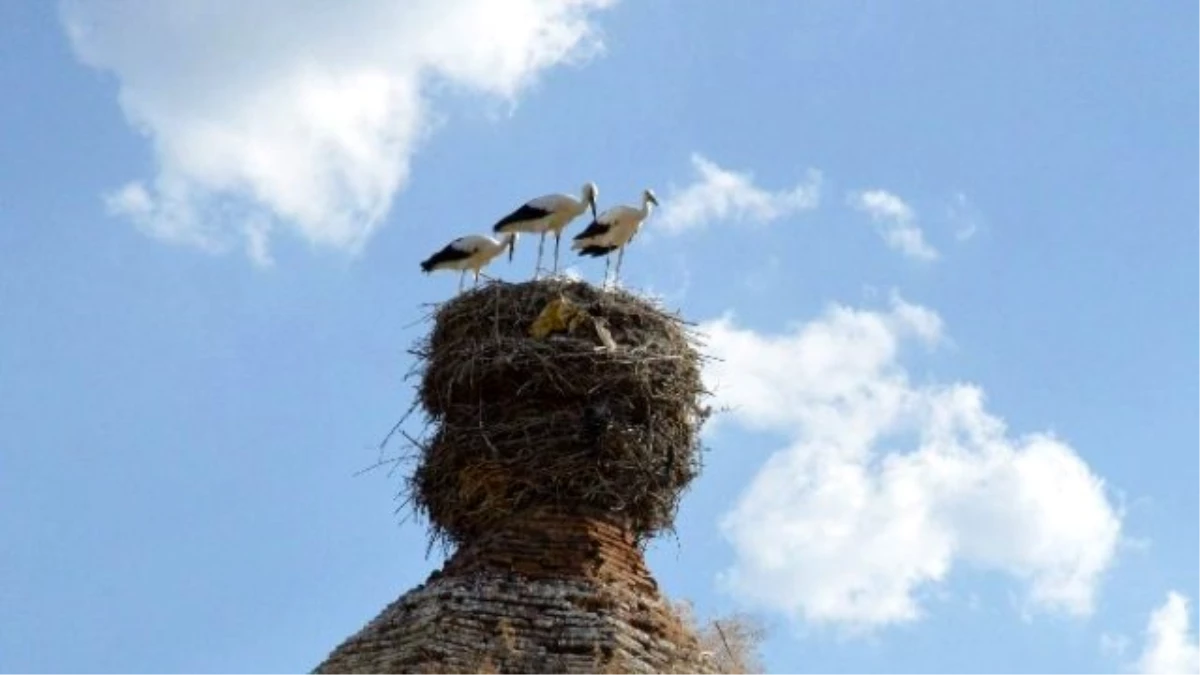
[419,233,515,291]
[571,189,658,286]
[493,182,599,276]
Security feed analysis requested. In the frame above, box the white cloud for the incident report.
[848,189,939,261]
[244,217,274,268]
[700,295,1121,629]
[1134,592,1200,674]
[63,0,613,263]
[103,181,152,218]
[1102,632,1132,659]
[947,191,983,242]
[558,266,585,282]
[657,154,822,233]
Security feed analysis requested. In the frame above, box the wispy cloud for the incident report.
[1101,632,1132,660]
[657,154,822,233]
[1133,592,1200,674]
[63,0,615,265]
[847,189,939,261]
[700,295,1121,630]
[946,191,984,242]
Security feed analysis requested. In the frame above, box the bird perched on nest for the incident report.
[419,234,515,292]
[572,188,658,286]
[492,182,599,277]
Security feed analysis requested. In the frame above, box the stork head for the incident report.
[582,181,599,220]
[643,188,659,208]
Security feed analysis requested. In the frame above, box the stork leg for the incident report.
[603,254,612,288]
[458,271,466,292]
[614,245,627,285]
[534,233,548,279]
[552,231,562,275]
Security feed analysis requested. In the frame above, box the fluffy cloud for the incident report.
[848,189,939,261]
[62,0,613,263]
[657,154,822,233]
[701,295,1121,628]
[1134,592,1200,674]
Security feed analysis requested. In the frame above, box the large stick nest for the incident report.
[405,279,710,548]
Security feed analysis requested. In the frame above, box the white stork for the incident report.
[420,233,515,291]
[492,182,599,276]
[571,189,658,286]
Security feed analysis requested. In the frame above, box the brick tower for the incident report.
[314,280,715,674]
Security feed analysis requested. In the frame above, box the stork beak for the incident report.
[590,200,598,222]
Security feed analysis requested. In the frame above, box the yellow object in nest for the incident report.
[529,295,587,339]
[529,295,617,350]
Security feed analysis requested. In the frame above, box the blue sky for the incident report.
[1,1,1196,672]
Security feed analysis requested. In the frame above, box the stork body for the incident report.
[493,182,598,276]
[572,189,658,286]
[420,234,515,291]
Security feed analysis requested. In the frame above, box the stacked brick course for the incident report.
[314,511,714,673]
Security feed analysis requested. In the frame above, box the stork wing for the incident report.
[493,201,554,232]
[526,193,571,212]
[576,243,618,257]
[420,241,473,271]
[572,218,611,242]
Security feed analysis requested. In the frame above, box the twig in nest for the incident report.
[378,398,421,453]
[353,454,405,478]
[402,306,438,331]
[714,620,735,669]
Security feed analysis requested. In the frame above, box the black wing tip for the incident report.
[577,245,616,257]
[495,204,552,232]
[572,220,603,241]
[421,244,471,272]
